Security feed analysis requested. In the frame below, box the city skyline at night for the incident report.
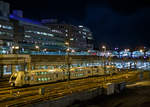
[0,1,150,107]
[2,0,150,48]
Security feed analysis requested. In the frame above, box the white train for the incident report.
[9,66,116,87]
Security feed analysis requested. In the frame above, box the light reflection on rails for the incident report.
[0,72,138,107]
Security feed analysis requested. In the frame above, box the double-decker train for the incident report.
[9,66,117,87]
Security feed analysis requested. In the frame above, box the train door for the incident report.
[24,73,30,85]
[19,72,24,86]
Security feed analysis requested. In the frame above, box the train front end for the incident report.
[9,72,24,87]
[9,72,18,87]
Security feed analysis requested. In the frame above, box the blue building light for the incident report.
[9,14,41,25]
[132,51,144,58]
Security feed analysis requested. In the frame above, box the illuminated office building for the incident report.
[0,1,94,53]
[0,1,13,54]
[42,22,94,51]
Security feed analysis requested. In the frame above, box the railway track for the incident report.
[0,72,138,107]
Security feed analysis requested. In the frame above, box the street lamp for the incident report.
[35,45,40,54]
[140,49,143,53]
[102,45,106,82]
[43,48,47,52]
[65,42,71,80]
[65,42,69,46]
[102,45,106,50]
[71,49,75,53]
[12,45,20,54]
[139,49,145,59]
[125,49,130,52]
[66,48,70,52]
[35,45,39,50]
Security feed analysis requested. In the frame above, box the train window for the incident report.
[11,76,17,81]
[37,72,40,76]
[38,78,41,81]
[56,74,58,78]
[65,72,68,75]
[36,72,38,76]
[79,74,84,76]
[31,76,34,81]
[41,78,44,81]
[24,76,30,81]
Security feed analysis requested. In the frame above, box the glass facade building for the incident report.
[0,1,94,54]
[0,17,14,54]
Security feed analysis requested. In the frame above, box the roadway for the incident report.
[0,71,139,107]
[71,80,150,107]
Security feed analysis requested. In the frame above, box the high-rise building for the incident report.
[0,1,10,17]
[0,1,94,54]
[43,23,93,51]
[12,10,23,18]
[10,14,66,52]
[78,25,94,50]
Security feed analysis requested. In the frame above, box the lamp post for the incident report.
[35,45,40,54]
[65,42,71,81]
[12,45,19,54]
[102,45,106,82]
[12,45,20,73]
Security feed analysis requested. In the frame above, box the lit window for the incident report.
[25,35,31,38]
[31,76,34,81]
[83,36,86,39]
[51,29,62,34]
[83,32,86,35]
[37,32,40,34]
[1,25,13,30]
[48,34,54,37]
[79,25,83,28]
[70,38,74,41]
[83,28,89,32]
[87,37,93,40]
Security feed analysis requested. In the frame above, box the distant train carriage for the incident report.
[70,67,89,79]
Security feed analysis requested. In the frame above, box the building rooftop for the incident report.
[9,14,41,25]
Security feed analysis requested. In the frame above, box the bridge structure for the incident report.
[0,54,149,78]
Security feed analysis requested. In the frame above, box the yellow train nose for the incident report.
[10,82,15,87]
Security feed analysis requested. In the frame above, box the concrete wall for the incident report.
[30,87,102,107]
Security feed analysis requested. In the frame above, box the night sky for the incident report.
[3,0,150,49]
